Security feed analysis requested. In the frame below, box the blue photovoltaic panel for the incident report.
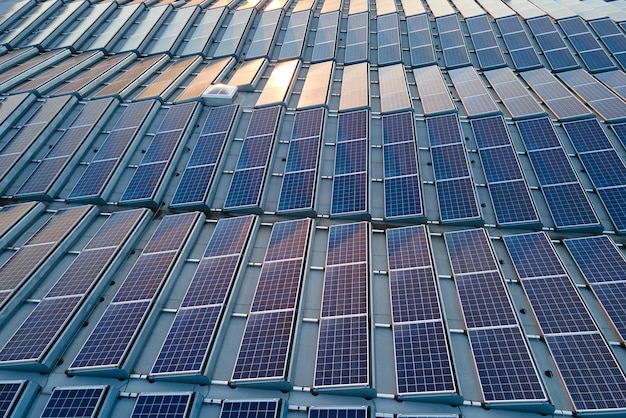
[171,104,238,208]
[579,151,626,188]
[523,276,596,334]
[180,255,240,307]
[203,215,256,258]
[559,16,616,73]
[314,315,369,387]
[478,147,522,183]
[132,393,194,418]
[515,118,561,151]
[70,301,150,369]
[382,112,422,219]
[468,327,546,402]
[386,225,431,270]
[445,229,495,274]
[407,14,436,67]
[233,310,294,380]
[471,116,511,148]
[562,119,612,153]
[598,187,626,232]
[332,111,368,216]
[543,184,601,229]
[112,253,177,303]
[345,13,368,64]
[251,260,304,312]
[497,16,542,70]
[431,144,467,180]
[377,14,401,65]
[389,268,440,323]
[456,272,517,329]
[41,387,107,418]
[504,232,566,279]
[589,18,626,70]
[437,14,470,68]
[321,263,368,317]
[436,178,480,221]
[590,282,626,341]
[310,408,366,418]
[220,400,279,418]
[489,181,538,225]
[264,218,310,262]
[466,15,506,70]
[225,106,281,211]
[527,16,578,72]
[157,102,198,132]
[545,333,626,412]
[529,148,578,185]
[278,109,324,213]
[393,321,456,394]
[151,306,221,375]
[0,381,24,417]
[427,114,462,147]
[565,236,626,284]
[326,222,367,266]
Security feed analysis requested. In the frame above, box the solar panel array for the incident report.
[406,13,436,67]
[377,14,401,66]
[68,100,159,203]
[466,15,506,70]
[504,232,626,414]
[448,66,500,118]
[224,106,281,211]
[588,18,626,71]
[345,12,368,64]
[445,229,547,405]
[171,104,238,210]
[436,14,470,69]
[233,218,310,383]
[558,16,616,73]
[562,119,626,233]
[471,116,539,226]
[516,117,600,231]
[68,212,201,374]
[382,112,423,220]
[386,225,455,398]
[427,114,480,224]
[278,108,324,214]
[119,102,199,208]
[558,69,626,122]
[315,222,369,389]
[0,209,148,370]
[331,110,368,217]
[526,15,578,72]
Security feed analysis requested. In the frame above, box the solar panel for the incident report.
[545,333,626,412]
[437,14,470,68]
[312,12,339,62]
[345,12,368,64]
[220,400,280,418]
[246,10,281,59]
[589,18,626,71]
[448,66,500,117]
[377,13,401,65]
[41,387,108,418]
[171,104,238,210]
[310,408,367,418]
[558,70,626,123]
[131,393,195,418]
[466,15,506,70]
[407,14,435,67]
[278,10,310,60]
[224,106,281,212]
[69,213,200,373]
[413,65,456,115]
[0,381,27,417]
[484,67,545,119]
[559,16,616,73]
[496,16,542,70]
[527,16,578,72]
[151,216,254,378]
[468,326,546,402]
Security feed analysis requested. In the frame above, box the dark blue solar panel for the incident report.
[565,236,626,284]
[437,178,480,221]
[489,181,538,224]
[171,165,216,206]
[264,218,310,261]
[471,116,511,149]
[559,17,616,73]
[579,151,626,188]
[542,184,600,229]
[591,282,626,340]
[112,252,177,303]
[70,301,149,369]
[331,172,367,215]
[278,171,316,211]
[383,142,418,177]
[42,387,107,418]
[314,315,369,387]
[187,134,227,167]
[562,119,612,153]
[456,271,517,328]
[382,112,414,144]
[522,275,596,334]
[232,310,294,380]
[142,212,199,254]
[598,187,626,232]
[386,225,430,269]
[384,176,422,219]
[438,14,470,68]
[389,268,440,323]
[335,140,367,175]
[427,114,462,146]
[445,229,495,274]
[310,408,366,418]
[224,167,266,208]
[181,256,240,308]
[157,102,198,132]
[326,222,368,265]
[527,16,578,72]
[529,148,578,185]
[611,123,626,150]
[479,147,522,182]
[202,215,256,258]
[284,137,319,172]
[220,400,279,418]
[0,297,80,362]
[201,104,238,134]
[468,327,546,402]
[321,263,368,317]
[516,118,562,151]
[69,159,118,199]
[246,106,281,137]
[546,333,626,412]
[151,306,221,374]
[0,382,24,417]
[503,232,566,279]
[132,393,193,418]
[466,15,506,69]
[237,135,274,169]
[394,321,455,395]
[120,162,167,202]
[251,260,303,312]
[292,108,325,139]
[497,16,542,70]
[337,110,368,142]
[431,144,468,180]
[589,18,626,70]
